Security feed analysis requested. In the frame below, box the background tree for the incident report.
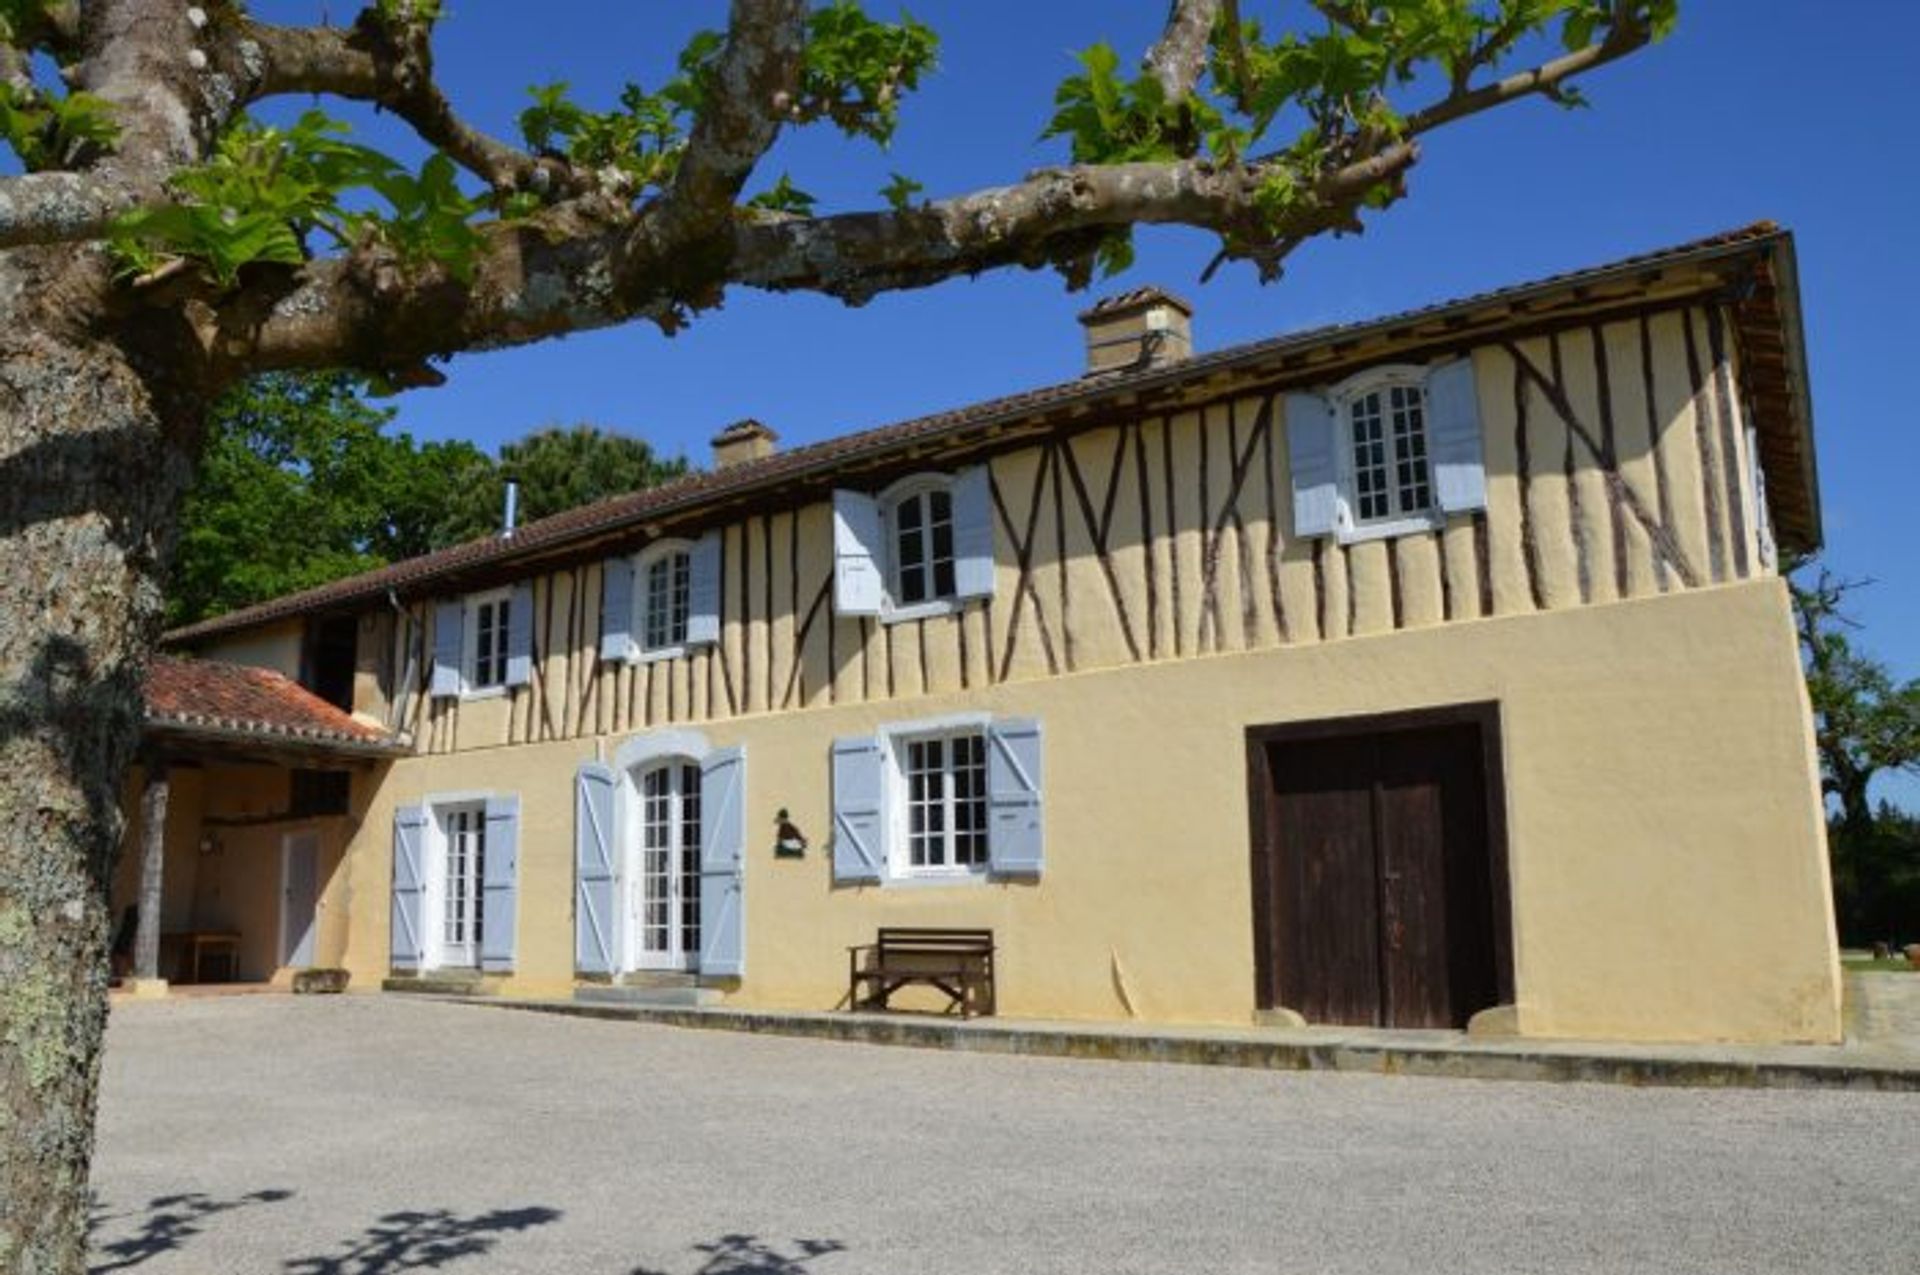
[168,372,488,624]
[1791,562,1920,844]
[0,1,1676,1267]
[1790,559,1920,944]
[434,423,690,547]
[169,381,686,626]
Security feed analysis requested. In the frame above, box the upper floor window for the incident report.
[1347,379,1434,525]
[638,542,692,654]
[465,588,512,693]
[599,534,721,665]
[886,481,958,608]
[832,468,994,622]
[1286,359,1487,547]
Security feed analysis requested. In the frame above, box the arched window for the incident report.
[635,540,692,655]
[881,475,958,608]
[1335,367,1436,530]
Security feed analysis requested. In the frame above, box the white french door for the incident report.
[439,805,486,968]
[630,762,702,971]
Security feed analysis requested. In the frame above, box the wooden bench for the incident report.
[848,927,996,1018]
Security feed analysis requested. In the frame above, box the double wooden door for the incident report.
[1251,709,1509,1029]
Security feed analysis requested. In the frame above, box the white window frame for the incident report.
[461,587,513,698]
[423,792,492,971]
[632,539,694,662]
[879,711,992,884]
[1330,365,1444,545]
[878,472,963,624]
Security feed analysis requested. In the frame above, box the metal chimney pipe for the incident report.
[502,477,519,538]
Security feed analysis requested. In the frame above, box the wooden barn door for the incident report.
[1250,707,1509,1029]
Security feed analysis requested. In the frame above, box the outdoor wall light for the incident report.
[773,809,808,859]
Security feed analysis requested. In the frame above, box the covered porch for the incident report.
[115,656,404,996]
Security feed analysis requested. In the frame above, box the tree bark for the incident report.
[0,248,206,1272]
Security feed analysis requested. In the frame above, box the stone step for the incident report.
[383,972,493,997]
[574,982,722,1009]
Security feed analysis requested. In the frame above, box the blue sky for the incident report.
[251,1,1918,799]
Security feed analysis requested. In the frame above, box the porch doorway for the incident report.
[629,761,703,971]
[1247,704,1513,1029]
[279,830,320,969]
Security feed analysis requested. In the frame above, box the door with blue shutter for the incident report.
[600,557,635,662]
[1286,392,1341,539]
[697,746,746,978]
[830,735,885,883]
[429,601,464,697]
[686,531,722,645]
[505,584,534,687]
[987,718,1044,876]
[1423,359,1489,514]
[950,466,995,600]
[391,805,428,970]
[832,490,885,615]
[480,795,520,972]
[574,762,619,975]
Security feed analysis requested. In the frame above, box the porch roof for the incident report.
[143,656,405,762]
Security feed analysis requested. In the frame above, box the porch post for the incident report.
[131,759,169,992]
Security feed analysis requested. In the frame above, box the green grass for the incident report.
[1842,956,1918,973]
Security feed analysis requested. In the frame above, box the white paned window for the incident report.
[884,481,958,610]
[1349,382,1432,524]
[638,544,692,655]
[899,729,988,876]
[440,804,486,966]
[464,588,512,692]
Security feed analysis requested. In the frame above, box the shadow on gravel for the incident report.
[90,1189,297,1272]
[282,1206,564,1273]
[629,1234,848,1274]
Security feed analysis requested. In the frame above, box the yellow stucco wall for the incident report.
[196,618,305,680]
[342,578,1840,1045]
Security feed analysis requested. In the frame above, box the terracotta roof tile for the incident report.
[164,222,1797,646]
[144,655,398,752]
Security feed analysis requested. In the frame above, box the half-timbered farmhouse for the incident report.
[120,222,1841,1044]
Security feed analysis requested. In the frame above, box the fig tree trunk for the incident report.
[0,249,207,1273]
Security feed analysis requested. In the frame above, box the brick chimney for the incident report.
[711,418,778,469]
[1077,286,1194,375]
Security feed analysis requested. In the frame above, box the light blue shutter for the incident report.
[830,735,885,883]
[391,805,428,970]
[698,746,747,978]
[574,762,619,975]
[951,466,995,601]
[832,490,885,616]
[600,557,635,662]
[429,600,463,697]
[987,718,1044,876]
[505,583,534,687]
[686,532,722,646]
[1425,358,1489,513]
[1286,391,1340,539]
[480,795,520,971]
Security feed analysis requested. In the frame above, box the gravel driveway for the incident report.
[91,995,1918,1274]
